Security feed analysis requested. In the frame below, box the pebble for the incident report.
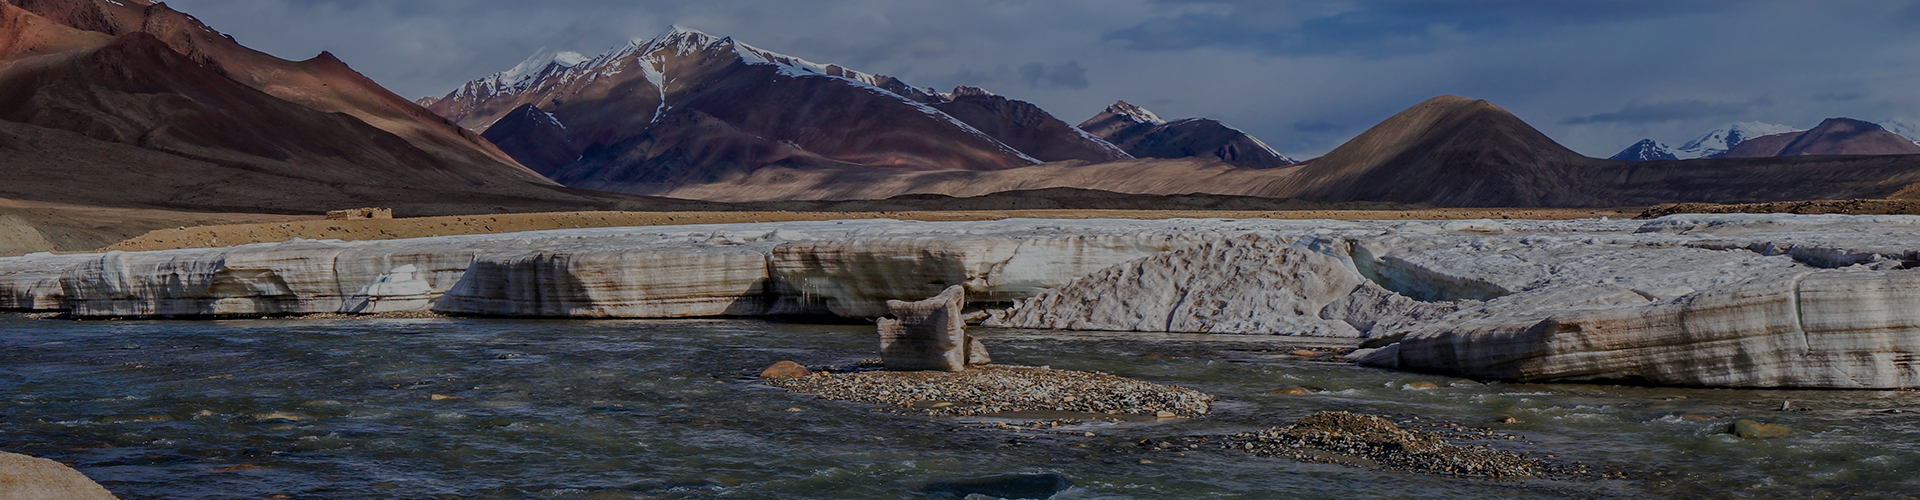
[1155,411,1176,418]
[1403,382,1440,390]
[1289,349,1321,357]
[1499,417,1518,424]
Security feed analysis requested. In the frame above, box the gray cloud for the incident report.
[1561,98,1772,125]
[1018,61,1091,90]
[1107,0,1745,58]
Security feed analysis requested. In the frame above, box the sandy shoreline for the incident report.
[103,207,1636,253]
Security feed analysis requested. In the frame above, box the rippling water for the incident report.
[2,315,1917,499]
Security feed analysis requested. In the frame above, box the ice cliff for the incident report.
[5,215,1920,388]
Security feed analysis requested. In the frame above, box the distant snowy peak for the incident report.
[450,48,589,101]
[1105,101,1166,125]
[1876,119,1920,143]
[1608,139,1678,161]
[1674,121,1801,159]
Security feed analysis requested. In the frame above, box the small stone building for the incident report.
[326,208,393,220]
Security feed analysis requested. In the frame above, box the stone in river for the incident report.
[923,473,1073,500]
[0,450,119,499]
[759,361,810,379]
[879,285,969,371]
[1730,419,1793,438]
[1267,386,1312,396]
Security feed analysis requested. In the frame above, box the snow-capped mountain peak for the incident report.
[1105,101,1166,126]
[508,49,588,80]
[1673,121,1800,159]
[451,48,589,101]
[1608,139,1678,161]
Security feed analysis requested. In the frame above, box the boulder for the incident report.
[759,361,810,379]
[0,451,117,500]
[1730,419,1793,439]
[879,285,970,371]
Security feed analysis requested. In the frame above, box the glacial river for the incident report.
[1,315,1916,499]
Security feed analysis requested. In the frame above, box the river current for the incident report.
[1,315,1916,499]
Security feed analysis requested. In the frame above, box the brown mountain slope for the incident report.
[626,158,1296,202]
[0,0,106,59]
[1723,118,1920,158]
[1270,95,1600,206]
[4,0,536,178]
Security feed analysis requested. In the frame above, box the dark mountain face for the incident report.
[1724,118,1920,158]
[928,86,1131,163]
[1609,139,1678,161]
[1078,101,1294,169]
[431,28,1067,194]
[482,104,581,176]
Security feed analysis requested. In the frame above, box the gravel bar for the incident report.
[767,364,1213,417]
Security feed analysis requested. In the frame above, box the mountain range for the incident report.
[0,0,694,216]
[1610,120,1920,161]
[7,0,1920,231]
[427,27,1288,196]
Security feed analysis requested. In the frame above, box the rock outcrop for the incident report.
[9,215,1920,388]
[0,451,117,500]
[878,285,977,371]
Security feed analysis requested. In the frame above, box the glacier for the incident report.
[6,216,1920,388]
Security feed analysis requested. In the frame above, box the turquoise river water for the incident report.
[1,315,1917,499]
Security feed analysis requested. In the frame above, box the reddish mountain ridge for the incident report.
[0,0,690,215]
[1723,118,1920,158]
[4,0,529,172]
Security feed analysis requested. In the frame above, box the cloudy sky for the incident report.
[165,0,1920,158]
